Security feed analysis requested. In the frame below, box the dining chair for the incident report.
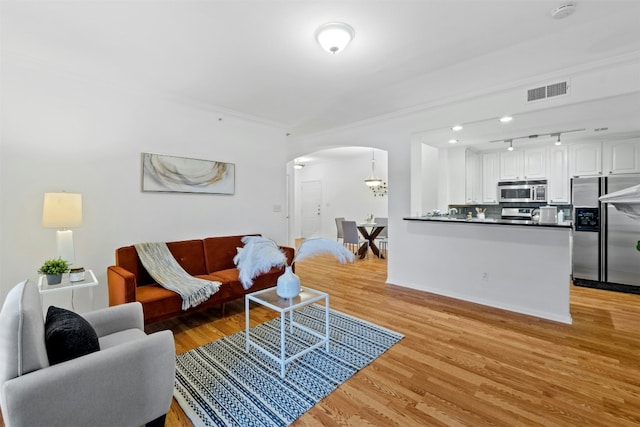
[341,220,368,257]
[334,217,345,242]
[374,217,388,258]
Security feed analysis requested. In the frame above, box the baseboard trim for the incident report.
[573,278,640,295]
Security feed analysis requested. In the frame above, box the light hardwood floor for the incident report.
[147,253,640,427]
[3,253,637,427]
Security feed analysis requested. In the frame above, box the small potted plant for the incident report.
[38,258,70,285]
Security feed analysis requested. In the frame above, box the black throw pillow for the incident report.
[45,306,100,365]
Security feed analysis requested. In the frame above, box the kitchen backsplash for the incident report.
[447,202,572,219]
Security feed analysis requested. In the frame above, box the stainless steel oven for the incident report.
[498,179,547,203]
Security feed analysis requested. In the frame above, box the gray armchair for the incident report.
[0,280,175,427]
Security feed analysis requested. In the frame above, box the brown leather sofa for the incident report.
[107,235,294,325]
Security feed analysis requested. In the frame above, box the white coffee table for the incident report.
[245,286,330,378]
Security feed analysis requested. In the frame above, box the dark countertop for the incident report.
[403,216,572,228]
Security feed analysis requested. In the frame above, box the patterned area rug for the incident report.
[174,304,403,426]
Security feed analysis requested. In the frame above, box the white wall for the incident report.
[0,58,289,309]
[420,144,439,214]
[410,141,439,216]
[292,149,388,240]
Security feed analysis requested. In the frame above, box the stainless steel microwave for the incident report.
[498,179,547,202]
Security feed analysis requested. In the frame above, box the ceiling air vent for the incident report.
[547,81,568,98]
[527,81,569,102]
[527,86,547,102]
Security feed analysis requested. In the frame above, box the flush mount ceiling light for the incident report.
[499,116,513,123]
[315,22,355,54]
[551,3,576,19]
[293,162,305,169]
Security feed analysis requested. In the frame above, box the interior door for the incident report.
[301,180,322,238]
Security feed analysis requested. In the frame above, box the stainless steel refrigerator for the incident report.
[572,175,640,292]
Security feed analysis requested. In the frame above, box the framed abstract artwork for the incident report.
[142,153,235,195]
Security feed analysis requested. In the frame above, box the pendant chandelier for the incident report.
[364,149,387,197]
[364,149,382,187]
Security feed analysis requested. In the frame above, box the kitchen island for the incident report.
[399,216,572,323]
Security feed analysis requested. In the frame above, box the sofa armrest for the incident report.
[82,302,144,337]
[1,330,175,427]
[107,265,137,306]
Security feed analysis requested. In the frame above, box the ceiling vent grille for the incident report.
[527,81,569,102]
[547,81,568,98]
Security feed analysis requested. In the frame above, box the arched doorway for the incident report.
[288,146,388,244]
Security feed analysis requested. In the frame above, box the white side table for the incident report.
[245,286,330,378]
[38,269,99,313]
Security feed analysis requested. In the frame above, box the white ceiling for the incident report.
[2,1,640,152]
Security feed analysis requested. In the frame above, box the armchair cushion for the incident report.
[44,306,100,365]
[0,280,49,388]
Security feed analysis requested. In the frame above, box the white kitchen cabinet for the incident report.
[465,149,481,204]
[499,148,546,180]
[547,145,569,204]
[482,152,499,203]
[603,139,640,175]
[523,148,547,179]
[499,150,522,180]
[569,142,602,177]
[446,147,481,205]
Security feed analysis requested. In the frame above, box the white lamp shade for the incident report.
[316,22,355,54]
[42,193,82,228]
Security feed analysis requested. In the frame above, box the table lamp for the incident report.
[42,192,82,266]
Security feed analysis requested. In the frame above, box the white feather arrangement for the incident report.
[292,238,355,264]
[233,236,355,289]
[233,236,287,289]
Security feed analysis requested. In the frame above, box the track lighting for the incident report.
[507,140,514,151]
[490,128,585,145]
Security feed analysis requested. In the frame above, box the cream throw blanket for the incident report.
[134,242,220,310]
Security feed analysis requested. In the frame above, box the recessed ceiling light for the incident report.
[451,125,463,132]
[499,116,513,123]
[448,139,458,144]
